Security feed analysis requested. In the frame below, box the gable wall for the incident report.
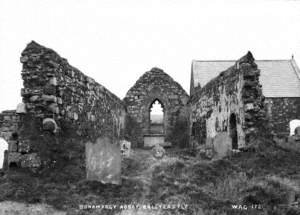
[124,68,189,147]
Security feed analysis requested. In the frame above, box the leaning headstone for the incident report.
[152,144,165,158]
[120,140,131,157]
[212,132,232,159]
[86,136,121,185]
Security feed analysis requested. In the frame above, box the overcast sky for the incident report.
[0,0,300,113]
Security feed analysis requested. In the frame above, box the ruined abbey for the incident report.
[1,41,300,183]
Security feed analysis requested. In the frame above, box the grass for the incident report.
[0,140,299,215]
[147,142,300,215]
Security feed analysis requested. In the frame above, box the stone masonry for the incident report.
[0,110,20,142]
[5,41,126,183]
[1,41,299,178]
[190,52,266,154]
[124,67,189,147]
[265,98,300,138]
[0,110,20,169]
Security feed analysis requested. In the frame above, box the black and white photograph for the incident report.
[0,0,299,214]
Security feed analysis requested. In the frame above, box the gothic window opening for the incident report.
[149,100,164,134]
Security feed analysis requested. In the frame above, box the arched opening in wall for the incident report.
[289,119,300,136]
[191,121,202,146]
[0,138,8,169]
[149,99,164,134]
[229,113,238,149]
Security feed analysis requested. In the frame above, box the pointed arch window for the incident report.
[149,99,164,134]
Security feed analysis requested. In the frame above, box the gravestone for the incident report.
[86,137,121,185]
[212,132,232,158]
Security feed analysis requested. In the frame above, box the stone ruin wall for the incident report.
[0,110,20,142]
[7,41,126,181]
[124,67,189,147]
[190,61,246,149]
[0,110,20,169]
[265,97,300,137]
[190,52,266,152]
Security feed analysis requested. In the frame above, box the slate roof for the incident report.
[191,58,300,97]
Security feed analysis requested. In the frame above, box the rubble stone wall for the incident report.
[0,110,20,170]
[190,52,266,149]
[265,97,300,137]
[0,110,20,142]
[8,41,126,171]
[124,67,189,147]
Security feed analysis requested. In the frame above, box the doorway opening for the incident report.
[0,138,8,169]
[149,99,164,134]
[289,119,300,136]
[229,113,238,149]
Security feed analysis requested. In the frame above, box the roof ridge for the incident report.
[191,58,300,97]
[192,60,235,63]
[192,59,291,62]
[290,59,300,81]
[256,59,291,62]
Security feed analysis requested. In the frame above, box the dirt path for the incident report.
[122,149,158,200]
[119,149,190,215]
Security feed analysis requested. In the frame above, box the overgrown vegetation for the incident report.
[148,141,300,215]
[0,138,299,214]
